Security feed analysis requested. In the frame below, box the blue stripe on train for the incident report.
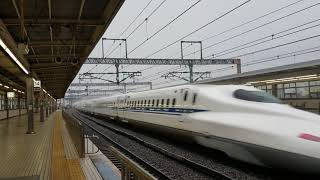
[108,107,208,116]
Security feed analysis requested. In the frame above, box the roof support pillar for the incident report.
[46,99,49,118]
[5,93,9,119]
[26,76,35,134]
[40,88,44,122]
[18,94,21,116]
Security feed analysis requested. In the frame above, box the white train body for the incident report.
[74,85,320,173]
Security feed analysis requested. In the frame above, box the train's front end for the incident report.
[189,85,320,174]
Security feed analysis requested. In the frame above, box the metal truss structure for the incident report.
[85,57,240,66]
[161,71,211,82]
[79,72,141,84]
[70,82,152,93]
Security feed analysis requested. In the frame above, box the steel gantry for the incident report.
[70,82,152,93]
[79,71,141,84]
[85,57,241,83]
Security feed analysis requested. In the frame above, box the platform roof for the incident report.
[0,0,124,98]
[197,59,320,85]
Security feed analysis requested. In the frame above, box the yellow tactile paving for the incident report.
[51,111,85,180]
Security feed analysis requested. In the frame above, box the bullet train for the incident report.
[74,84,320,173]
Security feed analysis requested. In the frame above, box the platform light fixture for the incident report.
[4,85,9,89]
[0,37,29,75]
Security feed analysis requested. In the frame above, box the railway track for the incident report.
[69,109,317,180]
[71,109,235,180]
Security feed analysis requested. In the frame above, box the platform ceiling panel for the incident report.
[0,0,124,98]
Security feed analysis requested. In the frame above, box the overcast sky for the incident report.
[68,0,320,95]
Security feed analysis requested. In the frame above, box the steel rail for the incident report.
[75,110,235,180]
[70,110,170,180]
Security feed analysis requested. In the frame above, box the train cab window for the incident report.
[192,93,197,105]
[184,91,188,101]
[234,89,283,104]
[166,99,170,107]
[156,99,159,107]
[172,98,176,107]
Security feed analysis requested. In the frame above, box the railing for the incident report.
[109,146,157,180]
[62,111,85,158]
[84,134,99,154]
[66,110,157,179]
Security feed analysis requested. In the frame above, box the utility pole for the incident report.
[102,38,128,84]
[181,41,203,83]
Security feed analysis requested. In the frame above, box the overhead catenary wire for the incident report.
[193,2,320,57]
[128,0,203,55]
[106,0,167,58]
[144,0,252,58]
[132,0,253,86]
[243,45,320,66]
[213,19,320,57]
[167,0,306,59]
[136,0,306,81]
[183,18,320,58]
[218,34,320,59]
[118,0,201,72]
[119,0,155,37]
[126,0,168,39]
[147,32,320,88]
[103,0,156,57]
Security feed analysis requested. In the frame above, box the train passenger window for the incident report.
[144,100,147,107]
[148,100,151,107]
[161,99,164,107]
[156,99,159,107]
[184,91,188,101]
[166,99,170,107]
[234,89,283,104]
[152,99,155,107]
[192,93,197,105]
[172,98,176,107]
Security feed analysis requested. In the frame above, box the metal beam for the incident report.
[85,58,241,65]
[64,95,112,99]
[28,41,90,47]
[3,19,104,26]
[32,64,76,70]
[70,82,152,87]
[26,54,84,58]
[66,89,122,94]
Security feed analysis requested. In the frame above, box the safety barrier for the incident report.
[109,146,157,180]
[62,111,85,158]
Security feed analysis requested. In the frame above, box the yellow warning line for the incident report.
[51,112,85,180]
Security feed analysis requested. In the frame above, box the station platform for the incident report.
[0,111,115,180]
